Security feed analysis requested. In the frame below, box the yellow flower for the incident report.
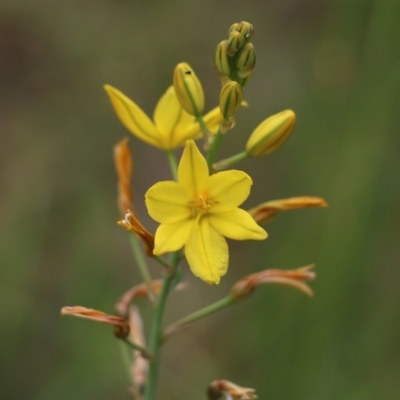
[104,85,222,150]
[145,140,267,284]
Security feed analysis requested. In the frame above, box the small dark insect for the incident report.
[185,70,192,75]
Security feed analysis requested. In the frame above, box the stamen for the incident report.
[189,191,214,218]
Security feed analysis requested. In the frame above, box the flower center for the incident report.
[190,191,215,218]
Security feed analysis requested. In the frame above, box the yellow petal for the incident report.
[178,140,209,198]
[104,85,162,148]
[153,219,193,255]
[145,181,191,223]
[185,218,228,284]
[208,170,252,212]
[175,106,223,142]
[208,209,268,240]
[203,106,223,134]
[153,86,196,149]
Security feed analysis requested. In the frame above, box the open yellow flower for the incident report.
[104,85,222,150]
[145,140,267,284]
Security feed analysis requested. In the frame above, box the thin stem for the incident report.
[144,252,180,400]
[154,256,173,272]
[122,338,154,360]
[206,129,224,173]
[196,114,214,147]
[213,151,248,171]
[166,150,178,181]
[129,234,156,303]
[118,341,133,382]
[164,296,234,337]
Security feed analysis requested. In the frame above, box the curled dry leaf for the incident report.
[248,196,328,223]
[231,264,316,300]
[114,137,134,216]
[207,379,257,400]
[116,280,188,317]
[61,306,130,338]
[117,210,155,256]
[128,305,147,394]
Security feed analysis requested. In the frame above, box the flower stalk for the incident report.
[62,19,327,400]
[164,295,234,338]
[144,251,180,400]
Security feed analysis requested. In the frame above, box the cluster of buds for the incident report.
[215,21,256,121]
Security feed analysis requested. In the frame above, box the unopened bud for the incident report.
[235,43,256,79]
[227,31,246,56]
[227,22,240,37]
[219,81,243,121]
[215,41,233,78]
[228,21,254,42]
[236,21,255,41]
[246,110,296,157]
[173,62,204,116]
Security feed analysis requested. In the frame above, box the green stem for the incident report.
[166,150,178,181]
[197,114,214,147]
[154,256,173,272]
[212,151,248,171]
[122,338,154,360]
[206,129,224,173]
[129,234,156,302]
[165,296,234,337]
[118,340,133,382]
[144,252,180,400]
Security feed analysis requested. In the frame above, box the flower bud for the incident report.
[173,62,204,116]
[227,31,246,56]
[237,21,255,41]
[227,22,240,37]
[215,41,233,78]
[219,81,243,121]
[235,43,256,78]
[246,110,296,157]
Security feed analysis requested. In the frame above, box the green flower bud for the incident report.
[219,81,243,121]
[235,43,256,79]
[237,21,254,41]
[173,62,205,116]
[215,41,233,78]
[227,22,240,37]
[227,31,246,56]
[246,110,296,157]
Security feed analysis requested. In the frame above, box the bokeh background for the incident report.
[1,1,399,399]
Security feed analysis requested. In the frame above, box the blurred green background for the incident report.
[1,1,400,399]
